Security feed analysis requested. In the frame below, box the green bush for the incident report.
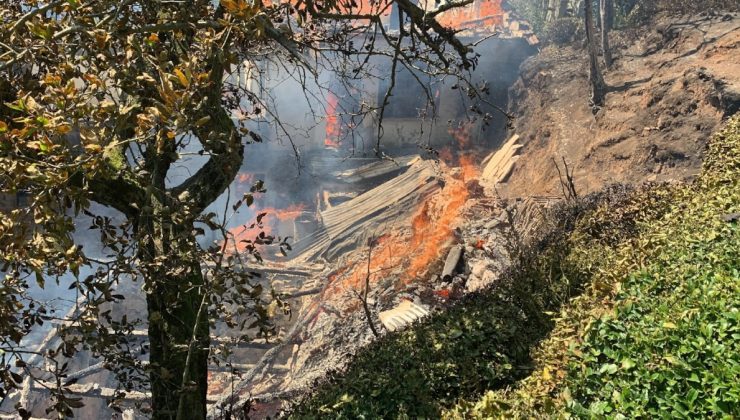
[566,116,740,418]
[445,115,740,418]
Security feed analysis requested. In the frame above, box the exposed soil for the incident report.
[499,12,740,198]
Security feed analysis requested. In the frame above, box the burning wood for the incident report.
[324,93,341,148]
[291,156,441,262]
[437,0,505,30]
[480,134,522,192]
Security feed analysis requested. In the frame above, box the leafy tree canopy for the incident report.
[0,0,478,418]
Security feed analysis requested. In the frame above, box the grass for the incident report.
[290,115,739,418]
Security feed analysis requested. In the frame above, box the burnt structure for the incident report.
[2,1,539,418]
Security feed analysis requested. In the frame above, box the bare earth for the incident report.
[500,12,740,198]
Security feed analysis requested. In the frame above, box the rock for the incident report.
[468,258,488,279]
[465,275,481,290]
[466,270,497,293]
[721,213,740,222]
[441,245,464,281]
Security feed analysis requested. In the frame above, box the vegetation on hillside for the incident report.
[448,115,740,418]
[292,116,739,418]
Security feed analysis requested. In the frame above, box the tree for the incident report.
[600,0,614,68]
[584,0,607,107]
[0,0,479,418]
[545,0,570,21]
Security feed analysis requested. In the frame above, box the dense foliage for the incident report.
[447,115,740,418]
[294,116,739,418]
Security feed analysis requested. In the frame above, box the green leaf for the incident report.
[621,358,636,370]
[35,270,45,289]
[599,363,618,375]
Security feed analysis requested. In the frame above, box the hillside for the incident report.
[500,12,739,198]
[289,13,740,419]
[291,113,739,420]
[446,114,739,418]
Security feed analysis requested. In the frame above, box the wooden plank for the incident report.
[291,159,441,261]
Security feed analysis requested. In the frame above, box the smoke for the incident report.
[173,36,538,254]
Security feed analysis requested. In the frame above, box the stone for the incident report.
[467,269,498,293]
[721,213,740,222]
[468,258,488,279]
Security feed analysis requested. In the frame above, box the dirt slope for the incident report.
[499,12,740,198]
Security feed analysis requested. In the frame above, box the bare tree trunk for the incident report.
[560,0,570,17]
[546,0,570,21]
[546,0,559,22]
[585,0,607,107]
[600,0,614,68]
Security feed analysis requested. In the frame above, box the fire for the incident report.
[402,159,477,282]
[227,203,306,252]
[236,172,253,184]
[324,93,341,148]
[260,203,307,221]
[448,121,474,148]
[459,154,479,181]
[437,0,504,30]
[315,125,482,303]
[326,235,401,295]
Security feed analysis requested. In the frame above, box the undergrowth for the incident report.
[445,115,740,418]
[291,116,738,418]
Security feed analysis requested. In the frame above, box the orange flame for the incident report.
[314,127,482,303]
[402,159,478,281]
[260,203,307,221]
[227,204,307,252]
[437,0,504,30]
[236,172,254,184]
[448,121,474,148]
[324,93,341,148]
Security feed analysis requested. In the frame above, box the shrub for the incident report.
[445,114,740,418]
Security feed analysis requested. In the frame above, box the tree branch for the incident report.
[170,43,243,213]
